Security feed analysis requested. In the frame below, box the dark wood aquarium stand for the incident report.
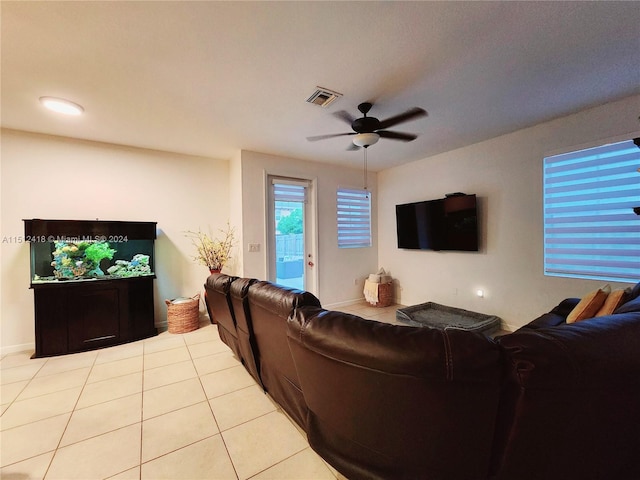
[24,219,158,358]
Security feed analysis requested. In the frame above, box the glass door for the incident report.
[267,176,315,292]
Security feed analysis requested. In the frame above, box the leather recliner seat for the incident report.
[288,306,503,480]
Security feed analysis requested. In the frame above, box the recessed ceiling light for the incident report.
[39,96,84,116]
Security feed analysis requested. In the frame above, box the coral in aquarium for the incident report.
[51,241,116,279]
[107,254,152,277]
[51,241,88,279]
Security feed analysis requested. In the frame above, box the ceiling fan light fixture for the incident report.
[39,96,84,116]
[353,132,380,148]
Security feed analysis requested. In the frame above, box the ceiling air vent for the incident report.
[306,87,342,108]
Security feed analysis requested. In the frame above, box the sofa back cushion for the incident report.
[229,278,261,385]
[204,273,241,358]
[246,281,321,428]
[288,306,502,480]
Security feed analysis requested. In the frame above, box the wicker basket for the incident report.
[371,282,394,308]
[166,294,200,334]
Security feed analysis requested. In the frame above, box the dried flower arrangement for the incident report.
[184,223,236,273]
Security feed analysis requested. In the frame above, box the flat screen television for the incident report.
[396,194,479,251]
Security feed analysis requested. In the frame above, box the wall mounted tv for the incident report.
[396,194,479,251]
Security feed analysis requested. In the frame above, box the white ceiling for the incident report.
[2,1,639,171]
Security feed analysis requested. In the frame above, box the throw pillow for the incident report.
[595,289,627,317]
[625,282,640,302]
[566,285,610,323]
[614,294,640,315]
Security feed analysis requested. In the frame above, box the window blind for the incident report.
[543,139,640,283]
[337,188,371,248]
[272,179,308,203]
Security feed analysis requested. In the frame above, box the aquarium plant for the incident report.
[84,242,116,275]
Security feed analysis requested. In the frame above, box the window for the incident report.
[543,138,640,283]
[337,188,371,248]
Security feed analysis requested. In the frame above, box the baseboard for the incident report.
[1,342,35,357]
[501,322,517,333]
[323,297,365,309]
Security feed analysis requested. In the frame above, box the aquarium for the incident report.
[24,219,156,285]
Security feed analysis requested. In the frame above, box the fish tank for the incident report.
[24,219,157,286]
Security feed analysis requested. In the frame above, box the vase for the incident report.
[209,269,221,275]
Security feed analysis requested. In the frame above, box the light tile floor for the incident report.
[0,301,399,480]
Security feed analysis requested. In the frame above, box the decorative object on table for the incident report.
[363,267,393,307]
[166,294,200,334]
[185,222,236,273]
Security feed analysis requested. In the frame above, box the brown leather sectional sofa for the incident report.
[204,274,640,480]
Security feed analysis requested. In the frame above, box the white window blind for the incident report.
[272,179,308,203]
[543,139,640,283]
[337,188,371,248]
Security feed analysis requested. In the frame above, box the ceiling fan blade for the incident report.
[377,130,418,141]
[306,132,355,142]
[333,110,356,125]
[377,107,427,129]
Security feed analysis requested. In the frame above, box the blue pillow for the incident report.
[626,281,640,301]
[615,294,640,314]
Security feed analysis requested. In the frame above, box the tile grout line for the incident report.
[138,337,147,480]
[190,327,242,480]
[42,350,99,480]
[0,355,48,421]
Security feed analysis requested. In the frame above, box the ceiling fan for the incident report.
[307,102,427,150]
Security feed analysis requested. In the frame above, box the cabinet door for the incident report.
[125,278,156,341]
[34,288,68,357]
[67,283,121,352]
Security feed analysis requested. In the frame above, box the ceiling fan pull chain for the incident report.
[363,147,368,191]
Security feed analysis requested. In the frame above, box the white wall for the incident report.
[378,95,640,330]
[227,150,244,276]
[0,129,230,354]
[238,150,378,306]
